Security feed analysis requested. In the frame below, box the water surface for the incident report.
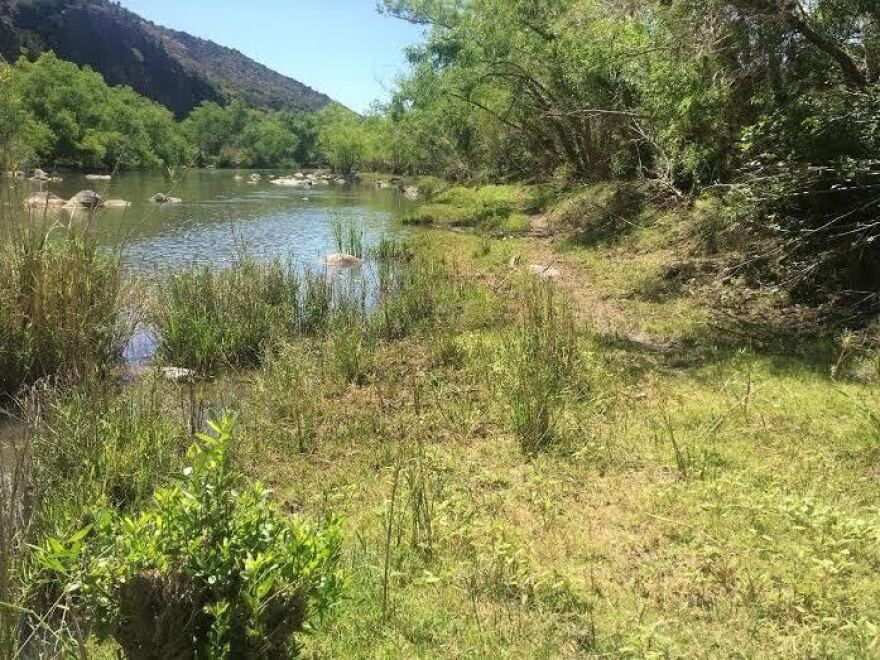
[19,169,411,272]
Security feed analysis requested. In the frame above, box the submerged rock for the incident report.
[24,192,67,209]
[271,177,311,188]
[233,174,244,181]
[325,253,364,268]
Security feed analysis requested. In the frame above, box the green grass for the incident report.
[4,199,880,656]
[151,255,298,372]
[403,184,545,232]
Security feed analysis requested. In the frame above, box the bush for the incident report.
[0,221,128,401]
[34,417,344,658]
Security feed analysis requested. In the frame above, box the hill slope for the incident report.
[0,0,335,117]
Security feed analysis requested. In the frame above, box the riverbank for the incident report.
[2,183,879,656]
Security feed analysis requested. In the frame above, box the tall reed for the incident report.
[499,280,579,453]
[0,204,129,402]
[151,255,298,372]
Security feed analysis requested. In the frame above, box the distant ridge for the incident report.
[0,0,337,117]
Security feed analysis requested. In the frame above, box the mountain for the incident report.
[0,0,336,118]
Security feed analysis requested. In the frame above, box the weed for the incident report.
[498,281,580,453]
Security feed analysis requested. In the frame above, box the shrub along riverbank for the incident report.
[1,181,879,656]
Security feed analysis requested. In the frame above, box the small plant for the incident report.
[33,416,344,658]
[498,281,579,453]
[331,218,365,258]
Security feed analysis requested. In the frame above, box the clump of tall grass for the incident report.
[300,267,335,336]
[375,255,452,340]
[0,214,129,402]
[254,343,324,453]
[151,255,298,372]
[332,218,365,258]
[498,281,580,453]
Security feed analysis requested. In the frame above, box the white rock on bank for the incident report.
[161,367,196,383]
[527,264,562,280]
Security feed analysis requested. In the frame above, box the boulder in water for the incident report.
[24,192,66,209]
[325,253,364,268]
[104,199,131,209]
[151,193,182,204]
[85,174,112,181]
[67,190,102,209]
[31,168,49,181]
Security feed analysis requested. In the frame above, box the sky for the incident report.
[116,0,425,113]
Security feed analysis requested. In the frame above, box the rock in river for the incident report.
[325,253,364,268]
[24,192,67,209]
[103,199,131,208]
[85,174,112,181]
[67,190,102,209]
[151,193,182,204]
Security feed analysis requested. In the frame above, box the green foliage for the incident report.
[34,417,344,658]
[403,184,540,229]
[549,183,645,245]
[10,52,187,170]
[181,99,306,168]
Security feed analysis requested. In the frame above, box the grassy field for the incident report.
[2,185,879,657]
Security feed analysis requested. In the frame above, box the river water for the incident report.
[18,169,412,272]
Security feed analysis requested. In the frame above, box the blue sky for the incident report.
[117,0,424,112]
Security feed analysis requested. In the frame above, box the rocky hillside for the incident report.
[0,0,335,117]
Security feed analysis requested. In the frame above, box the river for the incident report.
[17,169,412,272]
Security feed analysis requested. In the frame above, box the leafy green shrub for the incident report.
[0,223,128,401]
[34,417,344,658]
[498,282,580,453]
[152,256,297,372]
